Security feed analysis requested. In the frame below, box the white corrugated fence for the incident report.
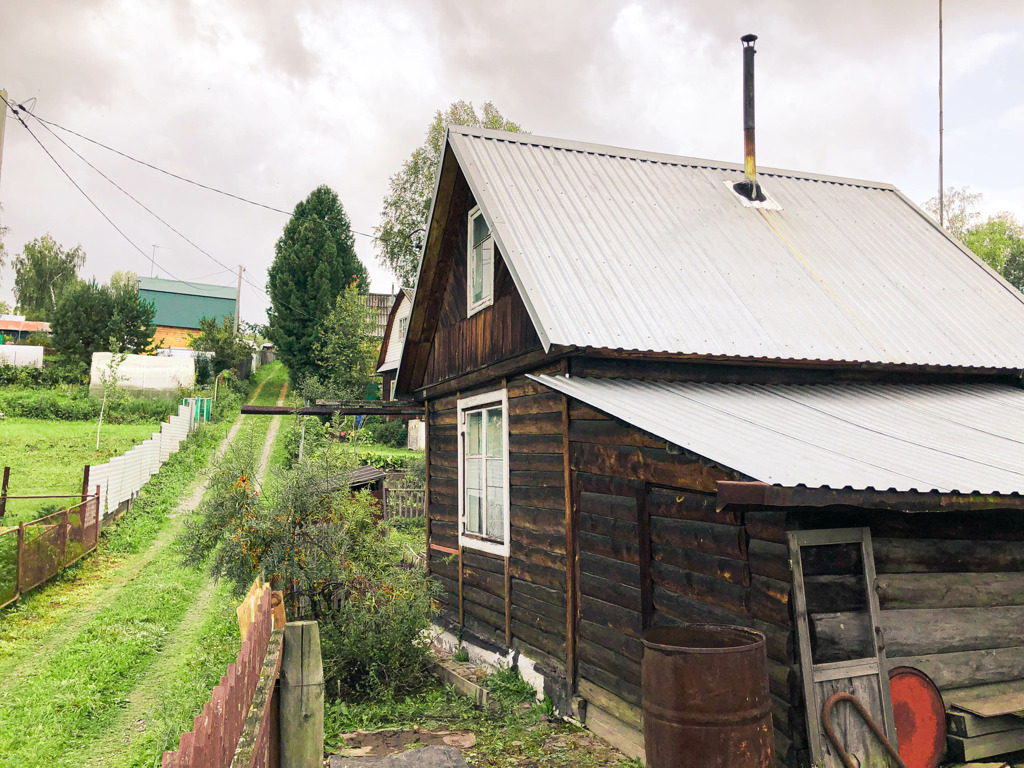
[88,397,211,520]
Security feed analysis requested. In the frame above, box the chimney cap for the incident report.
[741,33,758,45]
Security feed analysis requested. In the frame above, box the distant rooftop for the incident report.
[139,276,236,301]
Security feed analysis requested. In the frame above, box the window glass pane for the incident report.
[465,458,483,534]
[473,213,490,246]
[485,408,503,457]
[467,411,482,455]
[486,458,504,539]
[471,244,484,303]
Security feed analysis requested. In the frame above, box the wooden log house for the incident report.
[377,288,414,401]
[394,126,1024,767]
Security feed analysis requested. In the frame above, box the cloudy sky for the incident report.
[1,0,1022,324]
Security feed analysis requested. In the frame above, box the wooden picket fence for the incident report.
[384,487,426,520]
[162,583,284,768]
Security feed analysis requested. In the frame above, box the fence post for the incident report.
[16,522,24,596]
[59,508,69,567]
[0,466,9,518]
[81,464,91,505]
[279,621,324,768]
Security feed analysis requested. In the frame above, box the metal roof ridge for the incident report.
[448,125,896,191]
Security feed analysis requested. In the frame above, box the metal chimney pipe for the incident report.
[735,33,764,201]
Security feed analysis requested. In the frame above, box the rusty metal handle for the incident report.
[821,691,907,768]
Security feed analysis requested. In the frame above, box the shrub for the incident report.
[0,385,178,423]
[284,417,329,466]
[365,418,407,448]
[177,446,436,700]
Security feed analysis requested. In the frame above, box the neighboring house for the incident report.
[363,292,396,339]
[0,314,50,343]
[397,126,1024,767]
[376,288,413,401]
[138,276,236,350]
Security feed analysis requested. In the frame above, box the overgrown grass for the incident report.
[0,542,209,767]
[85,579,243,768]
[325,681,639,768]
[0,385,179,423]
[249,362,289,407]
[0,418,159,524]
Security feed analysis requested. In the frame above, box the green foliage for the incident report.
[924,185,983,241]
[49,277,156,365]
[0,357,87,387]
[363,416,408,448]
[452,645,470,662]
[12,234,86,321]
[375,101,525,287]
[485,666,538,714]
[188,313,254,375]
[0,203,8,275]
[312,283,379,399]
[284,416,329,465]
[0,385,177,423]
[178,442,436,699]
[964,213,1024,287]
[268,185,369,382]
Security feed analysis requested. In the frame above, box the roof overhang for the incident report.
[530,374,1024,501]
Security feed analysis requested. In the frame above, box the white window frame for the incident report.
[457,389,510,556]
[398,316,408,341]
[466,205,494,317]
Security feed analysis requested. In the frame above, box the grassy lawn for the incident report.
[0,418,161,524]
[249,361,290,407]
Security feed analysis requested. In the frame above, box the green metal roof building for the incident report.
[139,277,237,330]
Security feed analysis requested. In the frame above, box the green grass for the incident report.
[325,682,639,768]
[249,362,289,407]
[0,538,211,767]
[0,418,160,524]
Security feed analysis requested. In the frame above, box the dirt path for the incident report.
[0,413,247,689]
[78,378,287,767]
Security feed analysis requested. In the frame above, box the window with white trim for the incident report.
[458,390,509,555]
[398,316,408,341]
[467,206,494,315]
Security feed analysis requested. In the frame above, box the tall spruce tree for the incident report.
[268,186,368,382]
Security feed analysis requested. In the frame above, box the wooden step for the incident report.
[947,727,1024,762]
[948,707,1024,738]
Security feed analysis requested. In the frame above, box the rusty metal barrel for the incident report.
[642,624,774,768]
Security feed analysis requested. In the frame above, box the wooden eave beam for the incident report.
[717,480,1024,513]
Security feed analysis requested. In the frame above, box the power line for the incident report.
[0,93,195,287]
[11,97,318,322]
[23,108,388,241]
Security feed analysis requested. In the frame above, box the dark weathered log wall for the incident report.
[425,371,569,682]
[422,174,542,387]
[791,509,1024,698]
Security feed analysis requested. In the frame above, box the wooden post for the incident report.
[0,466,10,518]
[504,556,512,647]
[81,464,91,505]
[59,508,69,567]
[424,400,431,576]
[15,522,24,596]
[279,621,324,768]
[561,363,577,688]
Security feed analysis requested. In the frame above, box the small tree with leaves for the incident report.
[189,314,255,375]
[13,234,86,320]
[375,101,525,287]
[311,284,379,400]
[95,342,128,449]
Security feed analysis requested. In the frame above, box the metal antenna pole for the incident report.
[150,244,162,278]
[939,0,944,228]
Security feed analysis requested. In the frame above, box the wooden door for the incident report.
[788,528,898,768]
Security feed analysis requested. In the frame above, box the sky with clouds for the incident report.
[1,0,1021,324]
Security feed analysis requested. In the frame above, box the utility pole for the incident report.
[938,0,944,228]
[150,244,162,278]
[233,265,243,335]
[0,89,8,191]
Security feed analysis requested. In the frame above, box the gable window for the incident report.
[467,206,494,316]
[458,390,509,555]
[398,316,408,341]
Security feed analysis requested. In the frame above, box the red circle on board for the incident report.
[888,666,946,768]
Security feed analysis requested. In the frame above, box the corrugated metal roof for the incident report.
[349,465,386,486]
[450,127,1024,369]
[530,374,1024,495]
[138,276,237,300]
